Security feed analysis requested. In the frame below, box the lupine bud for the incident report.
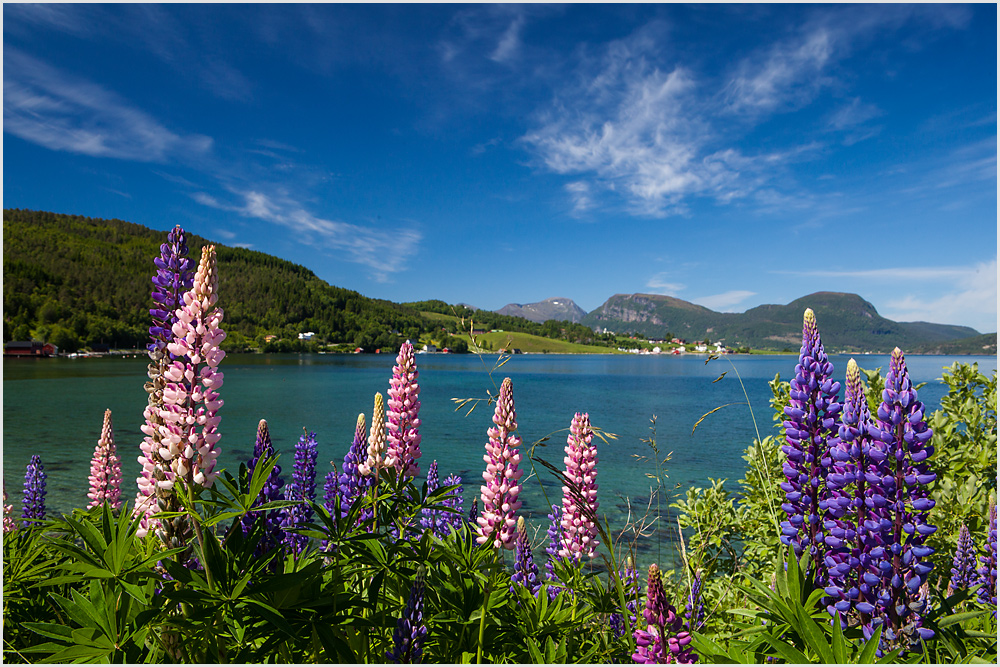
[386,341,422,478]
[632,564,697,664]
[510,516,542,597]
[977,501,997,608]
[3,483,18,533]
[359,393,387,478]
[476,377,523,549]
[135,225,193,539]
[240,419,285,555]
[22,455,47,526]
[559,412,599,561]
[950,524,978,592]
[283,430,318,555]
[387,567,428,663]
[87,409,122,510]
[780,309,841,579]
[158,245,225,489]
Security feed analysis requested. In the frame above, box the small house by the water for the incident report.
[4,341,57,357]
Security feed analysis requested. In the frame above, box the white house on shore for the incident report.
[298,331,316,341]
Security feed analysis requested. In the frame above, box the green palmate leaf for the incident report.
[21,622,74,642]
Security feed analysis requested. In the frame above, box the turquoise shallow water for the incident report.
[3,352,995,560]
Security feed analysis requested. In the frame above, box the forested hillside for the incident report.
[3,210,432,352]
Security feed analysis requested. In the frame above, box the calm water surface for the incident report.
[3,352,995,559]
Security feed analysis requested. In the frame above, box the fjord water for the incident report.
[3,353,995,555]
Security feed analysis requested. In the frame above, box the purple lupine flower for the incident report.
[21,455,47,526]
[632,564,697,664]
[338,413,374,520]
[950,524,979,593]
[386,341,422,479]
[387,567,428,664]
[780,308,841,579]
[87,409,122,510]
[440,474,465,533]
[4,483,18,533]
[359,393,388,479]
[867,348,936,647]
[282,430,318,555]
[545,503,564,582]
[977,501,997,607]
[420,460,442,534]
[476,377,523,549]
[611,557,639,638]
[241,419,285,554]
[559,412,599,561]
[824,358,876,623]
[510,516,542,597]
[684,569,705,632]
[135,226,194,539]
[321,463,339,552]
[159,245,226,489]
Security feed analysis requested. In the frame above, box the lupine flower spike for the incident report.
[440,474,465,534]
[387,567,428,663]
[510,516,542,597]
[359,393,388,479]
[159,245,226,489]
[610,556,639,638]
[135,225,193,539]
[949,524,978,594]
[559,412,599,561]
[87,409,122,510]
[685,569,705,632]
[22,455,47,527]
[4,483,18,533]
[386,341,422,478]
[420,460,442,534]
[339,413,374,520]
[241,419,285,555]
[977,501,997,608]
[476,377,523,549]
[869,348,936,648]
[283,429,318,555]
[632,564,697,664]
[780,308,841,579]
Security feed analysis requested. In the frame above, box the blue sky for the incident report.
[4,3,997,333]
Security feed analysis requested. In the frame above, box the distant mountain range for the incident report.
[496,297,587,324]
[497,292,988,353]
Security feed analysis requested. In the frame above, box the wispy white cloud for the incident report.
[645,273,686,296]
[233,242,254,249]
[692,290,757,312]
[3,49,212,162]
[564,181,594,215]
[490,12,525,63]
[723,28,833,115]
[193,189,422,281]
[881,259,997,333]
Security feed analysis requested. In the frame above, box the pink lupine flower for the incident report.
[87,409,122,510]
[159,245,226,490]
[386,341,422,478]
[359,393,388,478]
[3,483,16,534]
[559,412,599,560]
[476,377,523,550]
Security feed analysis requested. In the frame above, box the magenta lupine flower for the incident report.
[359,393,388,478]
[632,564,697,664]
[868,348,936,646]
[87,409,122,510]
[3,483,17,534]
[950,524,978,593]
[386,341,422,478]
[160,245,226,489]
[559,412,599,561]
[780,309,841,578]
[135,226,194,539]
[476,377,523,550]
[977,501,997,607]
